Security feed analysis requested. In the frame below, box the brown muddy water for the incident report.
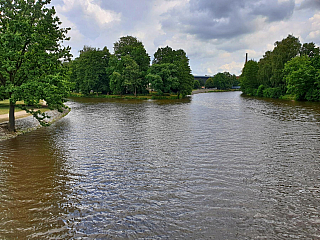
[0,91,320,239]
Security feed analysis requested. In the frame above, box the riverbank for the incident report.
[0,108,70,142]
[192,89,241,94]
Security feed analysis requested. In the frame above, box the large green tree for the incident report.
[70,46,110,95]
[109,55,141,96]
[284,55,319,101]
[212,72,235,90]
[113,36,150,93]
[146,63,179,95]
[205,77,214,88]
[257,34,301,91]
[240,60,259,95]
[153,46,193,97]
[0,0,71,131]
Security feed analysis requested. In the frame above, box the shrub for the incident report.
[256,85,265,97]
[263,87,283,99]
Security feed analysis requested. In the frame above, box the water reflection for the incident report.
[0,127,76,239]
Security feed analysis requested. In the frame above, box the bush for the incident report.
[305,89,320,101]
[263,87,283,99]
[256,85,265,97]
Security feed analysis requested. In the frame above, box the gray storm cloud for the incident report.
[161,0,295,40]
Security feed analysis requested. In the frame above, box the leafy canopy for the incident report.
[0,0,71,130]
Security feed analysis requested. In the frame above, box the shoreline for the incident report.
[192,89,241,94]
[0,108,70,142]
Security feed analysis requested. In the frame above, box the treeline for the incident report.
[69,36,194,98]
[204,72,239,90]
[240,34,320,101]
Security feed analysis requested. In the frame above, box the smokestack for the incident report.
[245,53,248,64]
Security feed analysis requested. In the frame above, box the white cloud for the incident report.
[51,0,320,75]
[219,61,244,73]
[307,13,320,40]
[56,0,121,27]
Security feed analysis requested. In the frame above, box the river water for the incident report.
[0,91,320,239]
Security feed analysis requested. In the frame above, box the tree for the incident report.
[70,46,110,95]
[113,36,150,93]
[147,63,179,94]
[240,60,259,95]
[284,55,317,100]
[205,77,214,88]
[108,55,141,96]
[300,42,320,57]
[0,0,71,131]
[122,56,140,97]
[269,35,301,90]
[152,46,193,97]
[212,72,234,90]
[194,80,200,89]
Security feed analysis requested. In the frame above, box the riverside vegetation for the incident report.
[0,1,318,133]
[239,35,320,101]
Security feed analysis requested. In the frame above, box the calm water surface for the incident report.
[1,92,320,239]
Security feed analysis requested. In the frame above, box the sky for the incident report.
[52,0,320,76]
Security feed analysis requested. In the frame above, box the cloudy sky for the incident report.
[52,0,320,76]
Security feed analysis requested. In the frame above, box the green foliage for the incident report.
[205,78,214,88]
[70,46,111,95]
[152,46,193,97]
[113,36,150,92]
[147,63,179,95]
[300,42,320,57]
[108,55,141,96]
[194,80,200,89]
[110,71,123,95]
[0,0,71,130]
[256,85,265,97]
[240,60,259,95]
[257,35,301,90]
[212,72,235,90]
[284,55,317,101]
[262,87,283,99]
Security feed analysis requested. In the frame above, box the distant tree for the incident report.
[270,35,301,90]
[0,0,71,131]
[109,71,123,95]
[122,56,140,97]
[240,60,259,95]
[152,46,193,97]
[300,42,320,57]
[108,55,141,96]
[205,78,215,88]
[257,50,273,87]
[284,55,317,100]
[147,63,179,95]
[113,36,150,92]
[194,80,200,89]
[70,46,111,95]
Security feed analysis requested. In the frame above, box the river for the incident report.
[0,91,320,239]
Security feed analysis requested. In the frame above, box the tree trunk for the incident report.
[8,102,15,132]
[134,86,137,97]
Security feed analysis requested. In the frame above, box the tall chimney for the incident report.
[245,53,248,64]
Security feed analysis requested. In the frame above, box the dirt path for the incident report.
[0,110,34,123]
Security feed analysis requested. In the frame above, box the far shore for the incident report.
[192,89,241,94]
